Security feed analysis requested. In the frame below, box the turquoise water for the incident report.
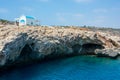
[0,55,120,80]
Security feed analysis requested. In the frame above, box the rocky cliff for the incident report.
[0,26,120,68]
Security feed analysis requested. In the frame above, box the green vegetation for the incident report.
[0,19,14,25]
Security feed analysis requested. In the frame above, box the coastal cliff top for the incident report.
[0,26,120,50]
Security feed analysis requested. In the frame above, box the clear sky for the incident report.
[0,0,120,28]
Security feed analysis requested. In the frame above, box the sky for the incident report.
[0,0,120,28]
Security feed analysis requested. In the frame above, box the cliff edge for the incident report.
[0,26,120,68]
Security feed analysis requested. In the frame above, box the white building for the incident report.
[15,15,40,26]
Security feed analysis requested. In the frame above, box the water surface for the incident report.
[0,55,120,80]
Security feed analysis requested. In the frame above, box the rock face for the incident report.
[0,26,120,68]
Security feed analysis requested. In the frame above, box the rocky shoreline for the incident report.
[0,26,120,69]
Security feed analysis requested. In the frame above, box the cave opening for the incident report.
[18,44,33,62]
[81,43,105,54]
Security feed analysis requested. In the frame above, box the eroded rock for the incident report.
[95,48,120,58]
[0,26,120,68]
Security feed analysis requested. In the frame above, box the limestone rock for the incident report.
[0,26,120,67]
[95,48,120,58]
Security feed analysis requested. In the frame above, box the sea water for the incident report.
[0,55,120,80]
